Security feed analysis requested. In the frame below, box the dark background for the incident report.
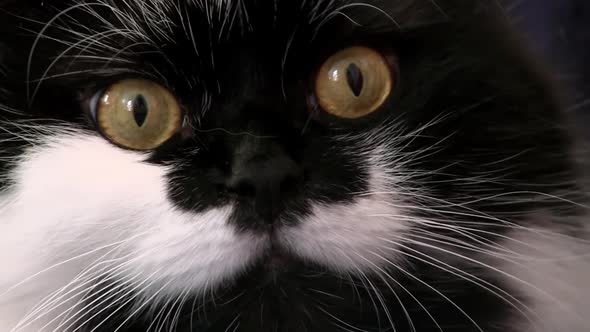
[514,0,589,133]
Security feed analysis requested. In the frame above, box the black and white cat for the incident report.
[0,0,589,331]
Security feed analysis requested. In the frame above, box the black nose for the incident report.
[226,139,302,224]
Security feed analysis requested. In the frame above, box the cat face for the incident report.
[0,0,585,331]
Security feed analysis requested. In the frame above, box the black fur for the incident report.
[0,0,585,331]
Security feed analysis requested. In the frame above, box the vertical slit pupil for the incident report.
[132,95,148,127]
[346,63,364,97]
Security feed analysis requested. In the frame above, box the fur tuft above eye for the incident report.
[90,79,183,151]
[313,46,394,119]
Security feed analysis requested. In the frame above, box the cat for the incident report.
[0,0,589,331]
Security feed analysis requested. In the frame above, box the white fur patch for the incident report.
[279,193,408,273]
[489,223,590,332]
[0,133,265,331]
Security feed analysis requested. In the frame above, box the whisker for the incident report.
[380,235,586,325]
[376,237,543,329]
[110,278,175,332]
[0,234,147,301]
[354,251,438,332]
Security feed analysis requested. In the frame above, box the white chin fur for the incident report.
[0,133,265,331]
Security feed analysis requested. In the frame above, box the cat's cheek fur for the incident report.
[490,224,590,332]
[0,134,263,331]
[280,195,408,272]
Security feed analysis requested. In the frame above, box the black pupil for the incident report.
[346,63,364,97]
[132,95,149,127]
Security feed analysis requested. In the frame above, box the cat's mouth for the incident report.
[240,221,316,275]
[259,237,300,273]
[262,249,292,272]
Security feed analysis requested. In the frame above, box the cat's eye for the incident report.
[314,46,393,119]
[91,79,182,150]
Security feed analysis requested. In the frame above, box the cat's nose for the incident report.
[226,140,303,225]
